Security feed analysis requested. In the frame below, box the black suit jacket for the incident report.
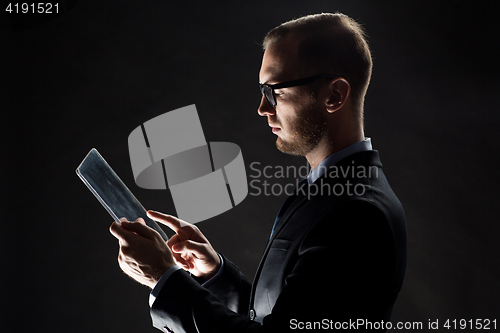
[151,151,407,333]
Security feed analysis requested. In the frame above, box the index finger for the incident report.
[147,210,187,232]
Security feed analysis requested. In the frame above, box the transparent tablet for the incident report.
[76,148,168,241]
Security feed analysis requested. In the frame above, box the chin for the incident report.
[276,138,310,157]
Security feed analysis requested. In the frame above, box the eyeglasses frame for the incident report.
[259,74,340,107]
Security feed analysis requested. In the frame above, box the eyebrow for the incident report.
[259,66,284,85]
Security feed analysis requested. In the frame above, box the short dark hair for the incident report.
[263,13,373,117]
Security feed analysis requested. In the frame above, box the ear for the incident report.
[325,78,351,113]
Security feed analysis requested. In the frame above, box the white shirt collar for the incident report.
[307,138,373,185]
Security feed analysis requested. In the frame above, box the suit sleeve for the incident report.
[150,200,397,333]
[151,268,262,333]
[202,255,252,316]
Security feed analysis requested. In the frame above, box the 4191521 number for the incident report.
[444,319,497,330]
[6,3,59,14]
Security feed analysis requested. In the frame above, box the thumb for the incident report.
[172,240,207,258]
[121,219,157,240]
[109,221,130,246]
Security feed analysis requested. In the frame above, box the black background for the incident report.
[2,1,500,332]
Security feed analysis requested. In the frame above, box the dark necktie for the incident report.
[270,178,308,237]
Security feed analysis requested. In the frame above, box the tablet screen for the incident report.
[76,148,168,241]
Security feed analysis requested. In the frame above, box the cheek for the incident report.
[278,114,298,134]
[275,105,300,127]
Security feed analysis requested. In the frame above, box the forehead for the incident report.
[259,39,301,84]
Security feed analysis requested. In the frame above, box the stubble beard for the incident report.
[276,98,327,156]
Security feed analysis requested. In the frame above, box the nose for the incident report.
[257,94,275,117]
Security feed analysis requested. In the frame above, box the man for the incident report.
[110,13,407,332]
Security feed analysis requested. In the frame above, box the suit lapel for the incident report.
[269,193,308,243]
[251,190,308,294]
[269,178,308,238]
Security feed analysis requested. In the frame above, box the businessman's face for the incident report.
[258,39,326,156]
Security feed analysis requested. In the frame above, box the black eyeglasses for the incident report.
[259,74,339,107]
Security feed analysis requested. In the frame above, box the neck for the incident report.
[305,124,364,170]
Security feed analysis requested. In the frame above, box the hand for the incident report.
[109,218,176,289]
[147,210,221,282]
